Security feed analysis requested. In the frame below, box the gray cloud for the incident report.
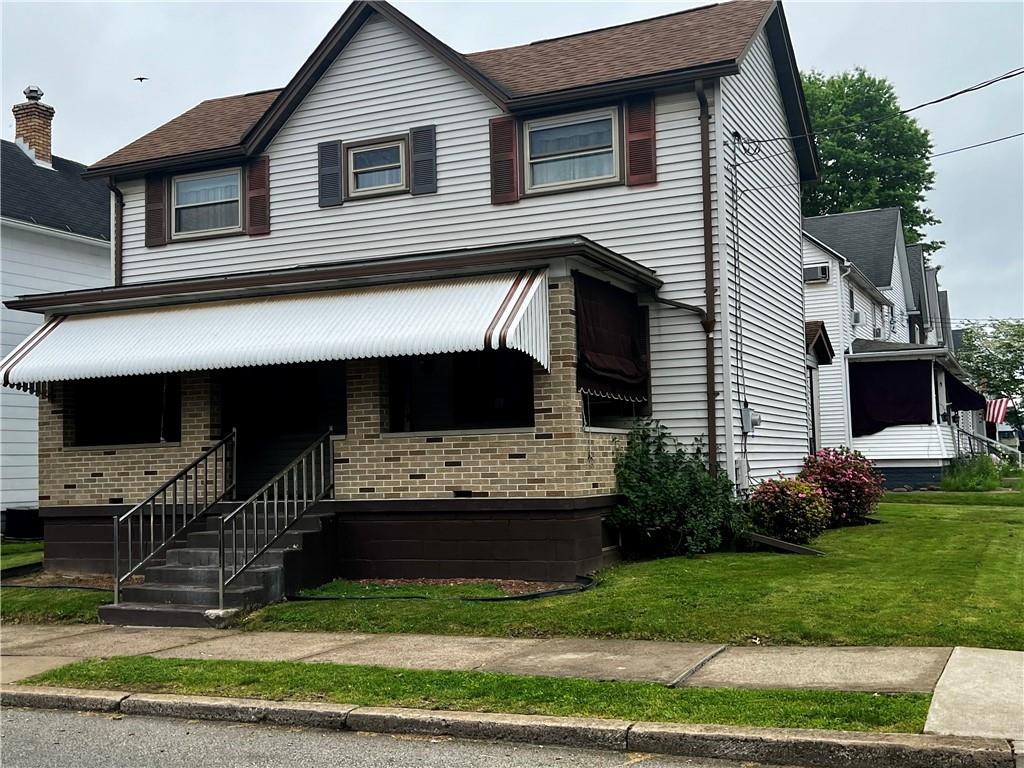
[3,1,1021,320]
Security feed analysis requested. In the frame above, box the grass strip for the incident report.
[882,490,1024,507]
[29,656,931,733]
[0,540,44,570]
[0,587,109,624]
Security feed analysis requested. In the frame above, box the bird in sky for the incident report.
[133,77,149,83]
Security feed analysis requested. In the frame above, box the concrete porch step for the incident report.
[195,510,334,533]
[98,602,238,628]
[119,582,266,609]
[143,563,283,590]
[186,528,312,550]
[165,546,300,568]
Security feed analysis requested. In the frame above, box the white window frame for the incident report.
[523,107,620,194]
[346,139,407,198]
[171,168,243,239]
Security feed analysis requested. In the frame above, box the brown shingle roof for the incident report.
[465,1,773,98]
[805,320,835,363]
[90,89,281,172]
[88,0,786,176]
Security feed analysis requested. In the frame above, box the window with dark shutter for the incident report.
[625,95,657,186]
[489,116,520,204]
[409,125,437,195]
[318,140,343,207]
[246,155,270,235]
[144,175,167,247]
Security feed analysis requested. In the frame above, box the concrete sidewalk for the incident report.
[2,624,1021,741]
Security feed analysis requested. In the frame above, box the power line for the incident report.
[930,131,1024,158]
[736,130,1024,196]
[744,66,1024,146]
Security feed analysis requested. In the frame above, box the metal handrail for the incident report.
[217,429,334,609]
[953,424,1023,468]
[113,428,237,604]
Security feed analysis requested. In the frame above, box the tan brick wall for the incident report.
[38,373,216,506]
[333,280,622,499]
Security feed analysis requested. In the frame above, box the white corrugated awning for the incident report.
[1,269,549,387]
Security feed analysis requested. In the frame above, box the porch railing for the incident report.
[953,424,1023,468]
[217,429,334,609]
[113,428,237,604]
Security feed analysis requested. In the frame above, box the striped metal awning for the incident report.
[1,270,549,389]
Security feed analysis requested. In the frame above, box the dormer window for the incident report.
[171,169,242,238]
[524,107,620,194]
[346,138,408,198]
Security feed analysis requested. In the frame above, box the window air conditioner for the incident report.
[803,265,829,283]
[851,310,862,326]
[873,327,883,339]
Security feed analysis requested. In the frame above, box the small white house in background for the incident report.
[801,209,987,487]
[1,87,111,522]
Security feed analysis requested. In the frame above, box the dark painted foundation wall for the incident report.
[880,465,945,489]
[40,496,620,582]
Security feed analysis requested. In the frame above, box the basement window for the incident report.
[385,350,533,433]
[67,374,182,447]
[172,169,242,237]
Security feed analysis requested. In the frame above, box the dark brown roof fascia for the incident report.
[81,145,248,181]
[504,62,739,113]
[764,3,819,182]
[5,237,661,315]
[243,1,509,157]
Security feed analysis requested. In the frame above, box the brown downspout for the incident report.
[694,79,718,476]
[107,179,124,287]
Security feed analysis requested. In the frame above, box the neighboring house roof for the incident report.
[805,320,835,364]
[803,208,902,288]
[905,244,929,325]
[850,339,944,355]
[951,328,964,352]
[938,290,953,349]
[1,139,109,241]
[85,0,817,181]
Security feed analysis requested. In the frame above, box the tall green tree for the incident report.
[957,320,1024,429]
[802,69,940,252]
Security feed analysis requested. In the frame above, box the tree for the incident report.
[957,320,1024,429]
[801,69,941,252]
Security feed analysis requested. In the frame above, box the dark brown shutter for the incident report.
[144,175,167,247]
[409,125,437,195]
[489,116,520,204]
[318,140,343,207]
[246,155,271,235]
[625,95,657,187]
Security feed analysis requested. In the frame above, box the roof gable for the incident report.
[1,140,110,241]
[85,0,815,181]
[803,208,903,288]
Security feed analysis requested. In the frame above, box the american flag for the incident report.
[985,398,1013,424]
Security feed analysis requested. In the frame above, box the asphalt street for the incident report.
[0,707,791,768]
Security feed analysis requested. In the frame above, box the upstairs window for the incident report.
[172,169,242,238]
[346,139,407,198]
[524,108,620,193]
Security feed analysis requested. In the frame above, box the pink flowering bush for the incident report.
[799,447,885,527]
[748,478,829,544]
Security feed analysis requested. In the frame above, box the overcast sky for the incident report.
[2,1,1022,321]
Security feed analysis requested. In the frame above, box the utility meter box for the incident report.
[741,406,761,435]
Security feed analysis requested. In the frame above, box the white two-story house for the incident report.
[1,0,819,623]
[802,209,985,488]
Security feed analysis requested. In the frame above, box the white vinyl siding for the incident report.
[882,244,911,343]
[719,31,807,480]
[118,15,716,458]
[802,238,849,448]
[0,222,110,510]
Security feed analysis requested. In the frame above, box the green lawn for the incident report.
[882,490,1024,507]
[29,656,931,733]
[0,539,44,570]
[0,587,109,624]
[248,503,1024,649]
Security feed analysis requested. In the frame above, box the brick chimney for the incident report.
[12,86,55,164]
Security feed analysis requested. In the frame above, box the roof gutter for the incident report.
[695,78,719,476]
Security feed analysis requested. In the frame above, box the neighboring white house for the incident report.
[1,88,111,520]
[801,211,986,487]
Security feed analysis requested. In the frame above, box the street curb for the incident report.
[0,686,1015,768]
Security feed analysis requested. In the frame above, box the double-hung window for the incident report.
[172,169,242,238]
[524,108,619,193]
[347,139,407,198]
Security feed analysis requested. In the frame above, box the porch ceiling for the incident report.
[1,270,549,387]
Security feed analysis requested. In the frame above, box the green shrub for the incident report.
[612,420,735,557]
[799,447,885,527]
[748,478,830,545]
[941,455,1002,491]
